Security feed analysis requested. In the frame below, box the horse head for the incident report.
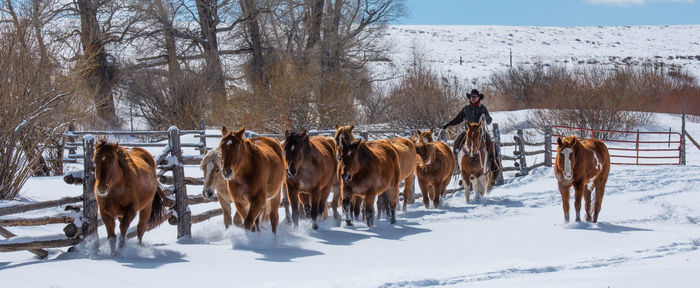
[200,148,223,199]
[283,130,310,179]
[415,129,436,165]
[339,138,362,183]
[334,124,355,160]
[93,139,124,198]
[219,126,247,181]
[556,135,580,181]
[415,128,434,144]
[464,120,484,159]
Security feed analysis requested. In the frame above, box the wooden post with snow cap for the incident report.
[199,118,206,155]
[169,126,191,239]
[493,123,504,185]
[515,129,528,176]
[82,135,99,248]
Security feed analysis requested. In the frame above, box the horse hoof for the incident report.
[345,220,353,226]
[390,218,396,224]
[312,223,319,230]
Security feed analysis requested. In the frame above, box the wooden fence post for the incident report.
[67,124,77,162]
[199,118,206,155]
[681,102,686,165]
[82,135,99,249]
[545,125,552,167]
[493,123,504,185]
[516,129,528,176]
[169,127,191,239]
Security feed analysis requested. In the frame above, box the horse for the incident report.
[413,129,456,209]
[283,130,339,229]
[555,135,610,223]
[200,148,245,228]
[334,124,416,215]
[339,139,401,227]
[93,139,166,252]
[219,126,285,234]
[458,120,493,202]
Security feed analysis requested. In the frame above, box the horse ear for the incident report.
[222,126,229,135]
[300,130,307,138]
[416,129,421,136]
[236,126,246,137]
[284,130,289,138]
[429,128,434,134]
[335,124,340,129]
[557,137,563,146]
[349,124,355,132]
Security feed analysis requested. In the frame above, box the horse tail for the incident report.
[148,185,167,228]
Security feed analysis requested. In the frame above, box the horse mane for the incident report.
[201,147,222,170]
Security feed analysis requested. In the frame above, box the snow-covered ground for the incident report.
[2,110,700,288]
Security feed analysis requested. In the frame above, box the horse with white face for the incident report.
[555,135,610,223]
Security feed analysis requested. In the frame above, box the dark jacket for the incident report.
[444,103,492,128]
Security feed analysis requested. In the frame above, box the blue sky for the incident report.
[398,0,699,26]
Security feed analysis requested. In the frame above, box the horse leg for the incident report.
[471,175,481,202]
[102,211,117,253]
[342,188,354,226]
[403,173,416,206]
[269,194,281,234]
[232,200,250,228]
[310,188,322,230]
[592,180,607,223]
[136,204,153,244]
[377,192,390,220]
[287,184,301,227]
[118,209,137,249]
[573,182,584,222]
[281,184,292,224]
[583,184,593,222]
[218,195,233,228]
[364,193,378,227]
[330,183,342,221]
[244,194,265,232]
[418,179,430,209]
[558,182,571,223]
[387,184,399,224]
[432,182,442,209]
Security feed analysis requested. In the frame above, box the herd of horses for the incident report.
[91,122,611,253]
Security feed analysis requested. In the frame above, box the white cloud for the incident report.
[586,0,694,6]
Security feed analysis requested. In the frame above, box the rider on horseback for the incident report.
[442,89,501,173]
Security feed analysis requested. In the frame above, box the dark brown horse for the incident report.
[555,135,610,223]
[283,130,338,229]
[93,140,165,252]
[219,126,285,234]
[458,120,493,202]
[339,139,401,227]
[334,124,416,215]
[413,129,456,209]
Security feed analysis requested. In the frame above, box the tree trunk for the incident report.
[76,0,119,128]
[239,0,265,88]
[195,0,227,110]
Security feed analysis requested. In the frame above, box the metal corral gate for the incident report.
[551,125,683,165]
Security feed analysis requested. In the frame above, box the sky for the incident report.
[399,0,700,26]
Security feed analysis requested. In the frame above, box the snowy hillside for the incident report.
[374,25,700,82]
[2,110,700,287]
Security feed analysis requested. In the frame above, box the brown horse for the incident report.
[93,140,165,252]
[413,129,456,209]
[200,148,244,228]
[458,120,493,202]
[334,124,416,215]
[555,135,610,223]
[339,139,401,227]
[283,130,338,230]
[219,126,285,234]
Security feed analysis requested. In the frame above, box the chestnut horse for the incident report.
[283,130,338,229]
[339,139,401,227]
[93,140,165,252]
[555,135,610,223]
[219,126,285,233]
[200,148,244,228]
[413,129,456,209]
[458,120,493,202]
[334,124,416,215]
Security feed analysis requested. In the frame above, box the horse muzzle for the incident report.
[286,167,297,179]
[563,171,573,180]
[202,188,215,200]
[222,169,233,181]
[96,185,109,198]
[342,173,352,183]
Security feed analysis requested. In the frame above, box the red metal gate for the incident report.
[551,125,682,165]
